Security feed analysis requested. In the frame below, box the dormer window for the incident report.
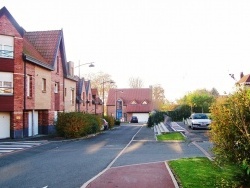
[131,100,137,105]
[0,35,14,59]
[142,100,148,105]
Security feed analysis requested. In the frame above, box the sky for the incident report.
[1,0,250,102]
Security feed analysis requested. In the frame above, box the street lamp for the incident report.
[74,61,95,112]
[102,79,115,117]
[115,89,123,120]
[75,61,95,78]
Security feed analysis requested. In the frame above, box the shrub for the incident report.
[104,115,115,129]
[209,88,250,186]
[147,111,166,127]
[55,112,101,138]
[115,119,121,125]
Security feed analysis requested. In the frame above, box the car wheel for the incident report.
[191,124,195,130]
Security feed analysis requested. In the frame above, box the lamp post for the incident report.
[74,61,95,112]
[115,89,123,120]
[102,79,115,117]
[75,61,95,78]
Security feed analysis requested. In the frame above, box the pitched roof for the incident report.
[0,6,25,37]
[237,74,250,85]
[1,6,79,82]
[24,30,61,63]
[107,88,153,113]
[23,30,62,68]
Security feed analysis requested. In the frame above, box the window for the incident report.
[131,100,137,105]
[64,88,67,97]
[142,100,148,105]
[71,89,74,105]
[54,82,59,93]
[0,35,14,58]
[82,92,85,106]
[0,72,13,95]
[27,75,32,97]
[42,78,46,92]
[56,56,59,74]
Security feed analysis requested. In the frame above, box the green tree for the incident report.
[178,89,215,113]
[209,88,250,185]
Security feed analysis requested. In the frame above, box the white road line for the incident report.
[0,144,33,148]
[0,150,14,152]
[0,148,23,150]
[2,142,42,145]
[81,126,143,188]
[0,141,45,155]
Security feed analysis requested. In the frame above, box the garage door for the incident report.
[132,113,149,123]
[0,112,10,139]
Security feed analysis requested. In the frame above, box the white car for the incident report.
[185,113,211,130]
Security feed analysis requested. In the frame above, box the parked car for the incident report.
[185,113,211,130]
[130,116,138,123]
[101,119,109,130]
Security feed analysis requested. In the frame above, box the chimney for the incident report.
[240,72,244,79]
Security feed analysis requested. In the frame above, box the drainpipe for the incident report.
[32,109,34,136]
[23,58,27,138]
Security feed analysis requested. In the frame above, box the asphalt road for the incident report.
[0,125,141,188]
[0,123,213,188]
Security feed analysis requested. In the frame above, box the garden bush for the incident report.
[209,88,250,186]
[104,115,115,129]
[56,112,101,138]
[115,119,121,125]
[147,111,166,127]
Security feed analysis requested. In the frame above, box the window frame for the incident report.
[42,78,46,92]
[26,75,32,97]
[71,89,75,106]
[0,72,13,95]
[0,35,14,59]
[54,82,59,93]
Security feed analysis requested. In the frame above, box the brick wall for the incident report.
[51,50,64,111]
[25,62,35,109]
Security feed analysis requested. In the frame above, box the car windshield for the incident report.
[193,114,208,119]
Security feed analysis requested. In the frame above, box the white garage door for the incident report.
[132,113,149,123]
[0,112,10,139]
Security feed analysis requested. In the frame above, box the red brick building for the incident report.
[106,88,153,122]
[0,6,80,138]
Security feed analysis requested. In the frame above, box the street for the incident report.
[0,123,212,188]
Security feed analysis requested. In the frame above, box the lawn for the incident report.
[168,157,243,188]
[156,132,185,141]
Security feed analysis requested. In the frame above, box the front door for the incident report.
[28,111,38,136]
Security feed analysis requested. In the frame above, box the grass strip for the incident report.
[157,132,185,141]
[168,157,242,188]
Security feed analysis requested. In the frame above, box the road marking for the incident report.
[0,141,47,155]
[192,141,213,161]
[81,126,143,188]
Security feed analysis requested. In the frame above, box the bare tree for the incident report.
[84,71,116,103]
[151,84,165,110]
[128,77,144,88]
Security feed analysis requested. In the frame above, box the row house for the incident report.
[0,7,102,139]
